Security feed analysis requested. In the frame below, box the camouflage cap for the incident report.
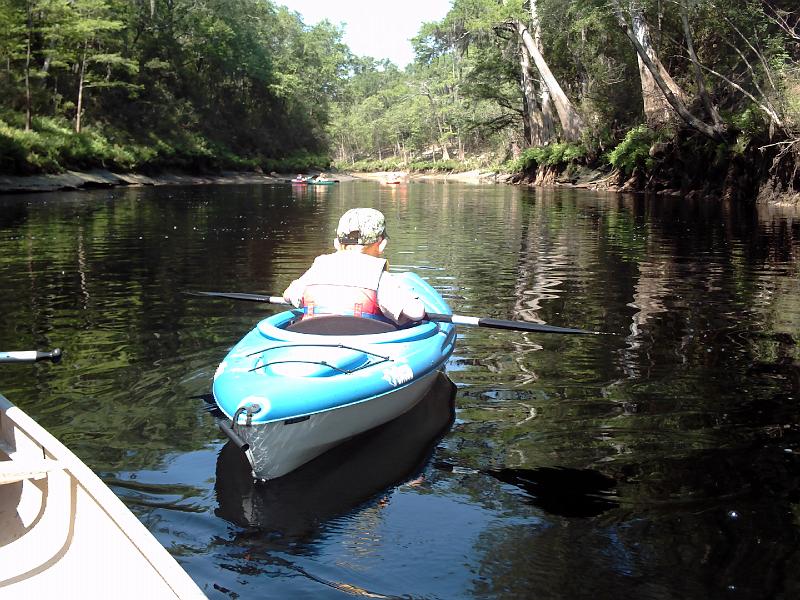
[336,208,387,245]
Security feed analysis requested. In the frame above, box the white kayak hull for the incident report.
[234,369,441,480]
[0,393,206,599]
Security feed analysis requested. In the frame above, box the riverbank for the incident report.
[0,169,364,194]
[350,167,655,194]
[3,162,797,207]
[0,170,265,194]
[0,167,505,194]
[349,170,513,184]
[0,165,752,200]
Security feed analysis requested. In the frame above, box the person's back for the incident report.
[283,208,425,324]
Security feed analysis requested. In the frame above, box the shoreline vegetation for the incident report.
[0,156,797,206]
[0,166,497,194]
[2,149,797,206]
[1,1,797,202]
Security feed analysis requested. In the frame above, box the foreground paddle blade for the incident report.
[184,291,288,305]
[478,317,595,335]
[0,349,62,364]
[426,313,596,335]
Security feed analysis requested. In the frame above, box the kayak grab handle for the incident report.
[221,403,262,451]
[219,420,249,452]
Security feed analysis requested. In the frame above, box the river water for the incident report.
[1,181,800,599]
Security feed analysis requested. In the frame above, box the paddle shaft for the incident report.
[185,291,598,335]
[0,349,62,364]
[185,291,286,304]
[426,314,595,335]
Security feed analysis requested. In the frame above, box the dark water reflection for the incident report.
[215,373,455,539]
[1,181,800,598]
[483,466,619,518]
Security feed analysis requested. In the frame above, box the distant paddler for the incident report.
[384,171,405,185]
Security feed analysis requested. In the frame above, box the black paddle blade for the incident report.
[480,317,596,335]
[426,313,597,335]
[183,291,285,304]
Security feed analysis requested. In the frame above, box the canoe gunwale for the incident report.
[0,394,206,598]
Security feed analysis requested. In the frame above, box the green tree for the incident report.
[51,0,131,132]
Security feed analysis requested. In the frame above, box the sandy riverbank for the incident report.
[0,169,374,194]
[349,170,512,184]
[0,168,511,194]
[0,165,652,197]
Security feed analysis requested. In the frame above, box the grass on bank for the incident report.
[0,113,329,176]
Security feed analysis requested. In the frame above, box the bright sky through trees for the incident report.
[278,0,453,67]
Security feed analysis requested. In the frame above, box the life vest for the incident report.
[300,252,388,320]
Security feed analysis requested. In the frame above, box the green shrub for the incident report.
[606,125,658,176]
[0,119,61,173]
[336,157,484,173]
[262,152,330,173]
[338,158,405,172]
[406,159,464,172]
[729,107,768,155]
[508,142,588,174]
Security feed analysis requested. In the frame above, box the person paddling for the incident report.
[282,208,426,325]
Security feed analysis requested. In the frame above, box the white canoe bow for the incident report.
[0,393,206,599]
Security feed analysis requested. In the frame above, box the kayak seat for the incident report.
[286,315,398,335]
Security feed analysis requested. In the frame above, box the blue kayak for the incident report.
[213,272,456,480]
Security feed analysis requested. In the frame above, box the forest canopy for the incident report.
[0,0,347,173]
[0,0,798,200]
[331,0,798,195]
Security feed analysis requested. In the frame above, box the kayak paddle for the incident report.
[423,313,596,335]
[184,291,286,304]
[0,349,62,364]
[184,290,599,335]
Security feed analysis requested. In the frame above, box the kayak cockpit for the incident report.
[258,312,442,345]
[285,315,398,335]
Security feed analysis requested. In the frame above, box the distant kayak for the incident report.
[307,179,338,185]
[383,171,407,185]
